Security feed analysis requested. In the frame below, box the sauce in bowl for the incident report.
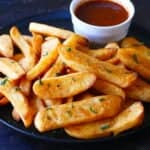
[75,0,128,26]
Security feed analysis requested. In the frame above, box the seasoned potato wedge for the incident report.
[65,102,144,139]
[29,22,74,39]
[59,46,137,88]
[32,33,43,57]
[63,34,89,50]
[43,57,65,78]
[10,26,36,71]
[125,78,150,102]
[0,34,14,57]
[121,37,144,48]
[33,71,96,99]
[27,38,60,80]
[0,57,25,80]
[93,79,125,99]
[0,78,35,127]
[34,95,122,132]
[118,47,150,80]
[81,48,117,61]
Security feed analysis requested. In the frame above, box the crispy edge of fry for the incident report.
[0,97,9,106]
[125,78,150,102]
[29,22,74,39]
[12,108,21,122]
[23,35,32,46]
[19,78,32,96]
[13,53,24,62]
[0,34,14,57]
[93,79,125,99]
[34,95,122,132]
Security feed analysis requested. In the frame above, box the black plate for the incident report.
[0,9,150,143]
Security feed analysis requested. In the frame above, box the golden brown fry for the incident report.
[65,102,144,139]
[0,97,9,106]
[32,32,43,57]
[29,22,74,39]
[59,46,137,88]
[27,38,60,80]
[33,72,96,99]
[105,42,120,50]
[43,57,65,78]
[93,79,125,99]
[63,34,89,50]
[81,48,117,61]
[125,78,150,102]
[0,57,25,80]
[19,78,32,96]
[44,98,63,106]
[121,37,144,48]
[23,35,32,45]
[0,34,14,57]
[118,47,150,80]
[0,78,35,127]
[10,26,36,71]
[12,109,21,122]
[34,95,122,132]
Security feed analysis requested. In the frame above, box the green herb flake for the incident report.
[89,106,98,114]
[72,77,76,82]
[66,110,72,117]
[0,78,8,86]
[15,87,21,91]
[46,107,53,111]
[66,47,72,52]
[132,54,139,64]
[104,67,112,73]
[100,124,110,130]
[38,78,43,85]
[55,72,62,77]
[99,98,105,102]
[42,52,49,57]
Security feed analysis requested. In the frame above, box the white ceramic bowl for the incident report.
[70,0,135,44]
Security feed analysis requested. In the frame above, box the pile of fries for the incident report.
[0,22,148,139]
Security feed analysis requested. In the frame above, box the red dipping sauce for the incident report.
[75,0,128,26]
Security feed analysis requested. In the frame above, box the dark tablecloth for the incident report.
[0,0,150,149]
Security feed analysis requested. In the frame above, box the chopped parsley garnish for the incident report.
[15,87,21,91]
[0,78,8,85]
[46,107,53,111]
[57,84,61,88]
[42,52,49,57]
[55,72,62,77]
[89,106,98,114]
[38,78,43,85]
[66,110,72,117]
[104,67,112,73]
[72,77,76,82]
[99,98,105,102]
[132,54,139,64]
[66,47,72,52]
[100,124,110,130]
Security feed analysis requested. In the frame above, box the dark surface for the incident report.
[0,0,150,149]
